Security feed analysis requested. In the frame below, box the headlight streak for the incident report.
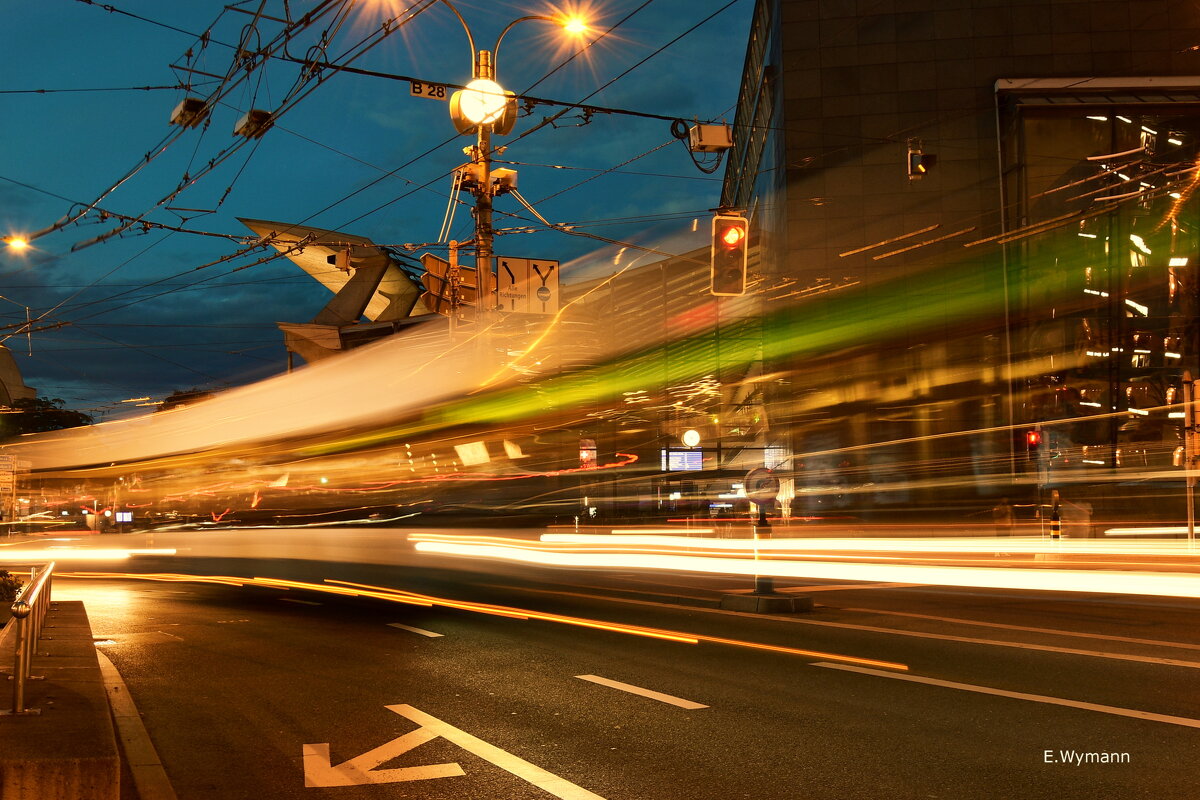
[539,533,1200,556]
[405,533,1200,570]
[409,539,1200,599]
[0,548,177,562]
[51,571,907,671]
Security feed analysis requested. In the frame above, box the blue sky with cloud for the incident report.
[0,0,750,414]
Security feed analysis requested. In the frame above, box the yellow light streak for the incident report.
[51,572,903,668]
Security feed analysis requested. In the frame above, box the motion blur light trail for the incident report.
[0,548,177,562]
[409,534,1200,599]
[53,572,907,671]
[543,533,1200,556]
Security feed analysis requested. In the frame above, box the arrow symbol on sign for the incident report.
[302,725,465,787]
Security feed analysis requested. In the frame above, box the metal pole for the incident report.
[1185,372,1196,545]
[752,513,773,594]
[475,122,494,324]
[10,601,30,714]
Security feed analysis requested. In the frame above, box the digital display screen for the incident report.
[661,449,703,471]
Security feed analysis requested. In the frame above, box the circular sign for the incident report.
[744,468,780,503]
[537,286,551,301]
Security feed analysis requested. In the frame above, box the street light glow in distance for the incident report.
[5,237,29,251]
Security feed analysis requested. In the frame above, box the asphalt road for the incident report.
[49,546,1200,800]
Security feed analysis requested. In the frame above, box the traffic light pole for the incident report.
[472,119,495,325]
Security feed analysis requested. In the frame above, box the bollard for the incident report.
[1050,508,1061,540]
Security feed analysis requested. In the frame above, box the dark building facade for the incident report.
[719,0,1200,524]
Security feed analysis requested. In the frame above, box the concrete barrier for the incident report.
[0,601,119,800]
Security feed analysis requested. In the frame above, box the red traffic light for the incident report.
[719,224,746,248]
[1025,430,1042,447]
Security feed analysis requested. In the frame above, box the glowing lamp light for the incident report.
[720,225,746,247]
[563,17,588,34]
[681,429,702,447]
[1025,430,1042,447]
[6,237,29,251]
[459,78,508,125]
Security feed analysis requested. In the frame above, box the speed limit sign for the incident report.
[744,468,780,504]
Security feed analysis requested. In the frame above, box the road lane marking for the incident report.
[304,726,464,787]
[96,650,180,800]
[812,661,1200,729]
[575,675,708,709]
[842,606,1200,651]
[279,597,322,606]
[388,622,444,638]
[490,585,1200,670]
[387,705,607,799]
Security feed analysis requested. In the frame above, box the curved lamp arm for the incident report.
[433,0,477,72]
[493,15,558,75]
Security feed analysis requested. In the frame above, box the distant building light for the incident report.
[1080,401,1103,407]
[1170,192,1183,199]
[1082,459,1107,465]
[1084,288,1110,297]
[1078,232,1097,239]
[1166,351,1183,359]
[1129,234,1152,254]
[1128,407,1149,416]
[1117,115,1133,124]
[1169,412,1186,418]
[1087,115,1109,121]
[1085,351,1110,358]
[1141,126,1158,135]
[1117,173,1132,181]
[1170,257,1189,266]
[1169,137,1184,146]
[1125,298,1149,315]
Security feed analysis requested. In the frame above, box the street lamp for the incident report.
[436,1,587,322]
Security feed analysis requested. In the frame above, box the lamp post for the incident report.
[437,1,586,324]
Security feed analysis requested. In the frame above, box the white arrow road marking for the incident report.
[303,726,465,787]
[387,622,444,638]
[386,704,607,799]
[575,675,708,709]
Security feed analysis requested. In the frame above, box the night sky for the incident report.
[0,0,749,416]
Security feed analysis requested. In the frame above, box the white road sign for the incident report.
[303,704,605,798]
[409,81,448,100]
[496,256,559,314]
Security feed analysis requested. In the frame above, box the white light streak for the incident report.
[413,539,1200,599]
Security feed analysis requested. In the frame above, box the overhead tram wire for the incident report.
[10,2,439,325]
[34,1,345,243]
[19,3,722,333]
[67,0,423,252]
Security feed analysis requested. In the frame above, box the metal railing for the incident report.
[3,561,55,716]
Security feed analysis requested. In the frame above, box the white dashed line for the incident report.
[575,675,708,709]
[387,622,444,638]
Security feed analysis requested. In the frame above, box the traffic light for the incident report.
[710,214,748,296]
[907,146,937,180]
[1024,428,1042,460]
